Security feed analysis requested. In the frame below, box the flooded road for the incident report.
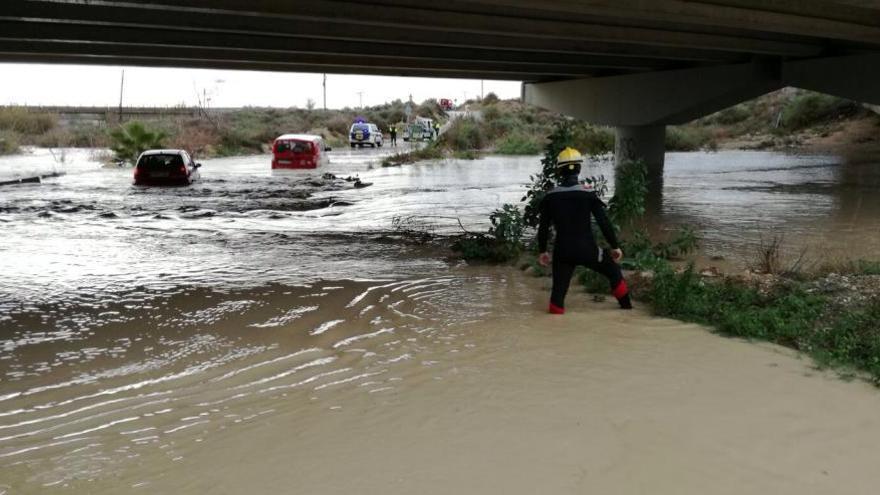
[2,148,879,308]
[2,146,880,492]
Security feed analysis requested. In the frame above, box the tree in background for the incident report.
[109,121,168,164]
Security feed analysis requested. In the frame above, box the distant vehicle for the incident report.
[133,149,201,186]
[272,134,330,169]
[403,118,435,142]
[439,98,454,111]
[349,122,383,148]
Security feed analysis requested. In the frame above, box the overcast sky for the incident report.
[0,64,522,108]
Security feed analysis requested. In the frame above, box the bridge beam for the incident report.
[523,59,783,127]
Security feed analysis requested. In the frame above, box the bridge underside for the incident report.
[4,1,880,207]
[2,1,879,81]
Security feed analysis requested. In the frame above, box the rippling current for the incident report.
[2,146,880,491]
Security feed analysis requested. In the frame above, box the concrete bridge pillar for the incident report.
[615,125,666,213]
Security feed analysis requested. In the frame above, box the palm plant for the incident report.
[109,121,168,164]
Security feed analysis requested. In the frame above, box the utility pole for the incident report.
[481,80,484,100]
[356,90,364,108]
[118,69,125,123]
[322,73,327,110]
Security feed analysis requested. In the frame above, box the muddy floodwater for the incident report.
[2,147,880,493]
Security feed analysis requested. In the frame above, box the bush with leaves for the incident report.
[0,107,57,135]
[522,122,576,228]
[779,93,858,131]
[109,121,168,164]
[441,118,486,151]
[0,130,20,155]
[482,92,500,104]
[495,131,544,155]
[453,204,526,262]
[607,159,648,228]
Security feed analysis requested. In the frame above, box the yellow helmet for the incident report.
[556,147,584,169]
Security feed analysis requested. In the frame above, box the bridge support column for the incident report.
[615,125,666,214]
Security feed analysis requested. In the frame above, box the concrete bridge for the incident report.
[3,1,880,201]
[13,106,239,125]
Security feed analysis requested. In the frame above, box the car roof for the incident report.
[275,134,322,141]
[140,149,186,156]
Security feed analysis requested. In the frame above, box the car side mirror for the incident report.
[194,163,202,168]
[325,146,332,152]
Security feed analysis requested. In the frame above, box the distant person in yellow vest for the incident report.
[389,125,398,146]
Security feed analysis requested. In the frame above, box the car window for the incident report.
[138,154,184,168]
[290,141,313,153]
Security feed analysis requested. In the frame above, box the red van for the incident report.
[271,134,330,169]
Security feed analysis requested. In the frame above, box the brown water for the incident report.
[2,147,880,492]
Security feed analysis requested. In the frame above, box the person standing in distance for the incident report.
[537,147,633,313]
[389,125,398,147]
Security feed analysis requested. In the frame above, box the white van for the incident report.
[349,122,384,148]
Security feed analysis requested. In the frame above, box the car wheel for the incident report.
[350,143,356,148]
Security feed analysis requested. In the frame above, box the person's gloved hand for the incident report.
[610,248,624,264]
[538,252,551,267]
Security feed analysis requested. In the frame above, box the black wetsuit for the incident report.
[538,177,632,312]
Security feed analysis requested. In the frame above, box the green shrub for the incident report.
[454,204,526,262]
[485,115,519,139]
[482,104,501,122]
[707,104,750,125]
[651,226,700,260]
[779,93,858,130]
[570,123,615,155]
[495,131,543,155]
[108,121,168,164]
[0,130,20,155]
[0,107,57,135]
[814,301,880,380]
[666,126,714,151]
[482,92,500,104]
[381,144,444,167]
[522,122,576,228]
[440,118,485,151]
[608,160,648,228]
[648,263,824,343]
[855,260,880,275]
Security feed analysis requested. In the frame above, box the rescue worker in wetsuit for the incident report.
[389,125,398,146]
[537,147,633,313]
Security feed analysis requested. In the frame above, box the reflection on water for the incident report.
[2,146,880,491]
[663,151,880,260]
